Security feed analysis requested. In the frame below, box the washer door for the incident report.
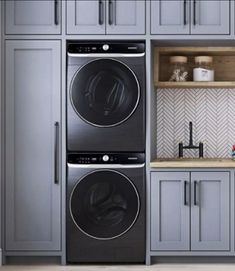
[70,59,140,127]
[70,170,140,240]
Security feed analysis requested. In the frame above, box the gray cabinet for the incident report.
[151,171,230,251]
[151,0,190,35]
[191,172,230,251]
[5,0,61,35]
[66,0,105,34]
[106,0,145,34]
[5,40,61,251]
[66,0,145,35]
[151,172,190,251]
[151,0,230,35]
[191,0,230,35]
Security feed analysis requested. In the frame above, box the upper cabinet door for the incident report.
[66,0,105,34]
[106,0,145,35]
[191,0,230,34]
[191,172,230,251]
[5,0,61,35]
[151,172,190,251]
[151,0,190,35]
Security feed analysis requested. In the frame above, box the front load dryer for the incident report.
[66,41,145,152]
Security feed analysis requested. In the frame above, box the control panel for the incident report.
[67,42,145,54]
[67,153,145,165]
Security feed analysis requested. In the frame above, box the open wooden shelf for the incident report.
[154,47,235,89]
[157,81,235,88]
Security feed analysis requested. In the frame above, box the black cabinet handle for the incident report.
[108,0,113,25]
[183,0,187,25]
[99,0,104,25]
[54,122,59,184]
[54,0,59,25]
[194,181,196,205]
[193,0,197,25]
[194,181,197,205]
[184,181,187,205]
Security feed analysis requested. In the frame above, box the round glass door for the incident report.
[70,59,140,127]
[70,170,140,240]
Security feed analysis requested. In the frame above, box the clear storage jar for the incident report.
[169,56,188,82]
[193,56,214,82]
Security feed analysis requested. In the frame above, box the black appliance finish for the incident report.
[66,153,145,263]
[67,41,145,152]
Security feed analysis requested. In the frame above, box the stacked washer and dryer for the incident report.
[66,41,146,263]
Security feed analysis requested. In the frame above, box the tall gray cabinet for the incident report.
[151,171,230,251]
[5,40,61,251]
[151,0,230,35]
[5,0,61,34]
[66,0,145,35]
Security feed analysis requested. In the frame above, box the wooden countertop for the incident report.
[150,158,235,168]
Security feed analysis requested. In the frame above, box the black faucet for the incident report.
[179,122,204,158]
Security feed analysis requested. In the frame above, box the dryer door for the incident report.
[70,59,140,127]
[70,170,140,240]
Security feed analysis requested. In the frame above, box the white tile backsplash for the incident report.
[156,88,235,158]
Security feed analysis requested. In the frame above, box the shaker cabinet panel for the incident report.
[191,172,230,251]
[150,171,230,253]
[151,0,230,35]
[106,0,145,34]
[5,40,61,251]
[66,0,145,35]
[151,0,190,35]
[66,0,105,34]
[151,172,190,251]
[191,0,230,35]
[5,0,61,34]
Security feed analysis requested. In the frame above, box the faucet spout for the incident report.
[178,121,204,158]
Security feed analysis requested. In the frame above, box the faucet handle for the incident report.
[179,142,184,158]
[199,142,204,158]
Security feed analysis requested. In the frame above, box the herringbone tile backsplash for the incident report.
[156,88,235,158]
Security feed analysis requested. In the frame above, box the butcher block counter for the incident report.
[150,158,235,168]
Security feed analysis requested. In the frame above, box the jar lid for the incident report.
[195,56,213,63]
[170,56,188,63]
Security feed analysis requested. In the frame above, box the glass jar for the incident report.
[169,56,188,82]
[193,56,214,82]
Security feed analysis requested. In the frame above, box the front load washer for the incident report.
[67,41,145,152]
[66,152,145,263]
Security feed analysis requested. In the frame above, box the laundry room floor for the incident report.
[1,264,235,271]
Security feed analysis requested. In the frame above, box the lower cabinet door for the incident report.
[191,172,230,251]
[151,172,190,251]
[5,40,61,251]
